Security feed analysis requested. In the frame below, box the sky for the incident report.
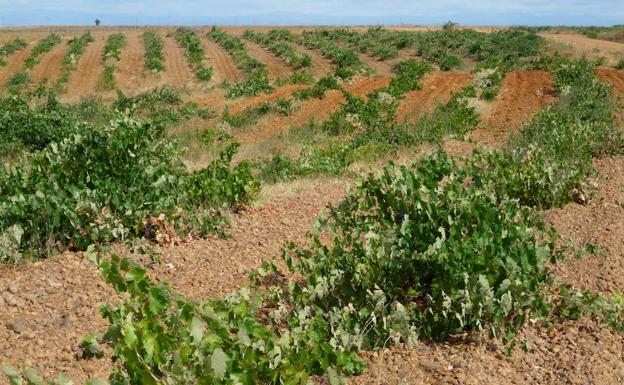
[0,0,622,26]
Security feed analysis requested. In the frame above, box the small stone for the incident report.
[8,284,18,294]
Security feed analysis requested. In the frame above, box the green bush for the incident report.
[143,31,165,72]
[102,33,127,61]
[0,115,257,261]
[23,33,61,70]
[5,71,31,89]
[0,38,27,66]
[175,29,213,81]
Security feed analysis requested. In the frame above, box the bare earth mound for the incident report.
[244,40,293,81]
[200,36,242,84]
[397,71,473,123]
[471,70,556,148]
[62,33,107,103]
[29,39,68,86]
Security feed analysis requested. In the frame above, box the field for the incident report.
[1,24,624,385]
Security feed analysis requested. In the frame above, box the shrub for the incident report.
[23,33,61,69]
[143,31,165,72]
[0,38,27,66]
[175,29,213,81]
[102,33,127,61]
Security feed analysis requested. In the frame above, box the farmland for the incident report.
[1,24,624,385]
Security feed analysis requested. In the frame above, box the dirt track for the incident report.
[397,71,473,122]
[292,43,335,78]
[0,45,32,86]
[244,40,293,80]
[114,31,157,96]
[62,33,107,102]
[541,32,624,65]
[29,38,67,86]
[159,34,196,91]
[598,68,624,101]
[200,35,242,84]
[470,70,556,148]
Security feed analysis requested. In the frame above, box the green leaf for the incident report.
[190,316,204,344]
[2,366,22,385]
[210,348,228,380]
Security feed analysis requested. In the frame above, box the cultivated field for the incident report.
[1,24,624,385]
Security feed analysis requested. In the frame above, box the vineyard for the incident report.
[1,24,624,385]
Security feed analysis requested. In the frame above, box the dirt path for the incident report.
[62,33,107,102]
[114,31,158,96]
[470,70,556,148]
[397,71,473,123]
[0,45,33,86]
[29,38,68,86]
[356,51,394,76]
[235,75,392,144]
[160,34,196,91]
[244,40,293,81]
[597,68,624,101]
[201,36,242,84]
[0,180,348,385]
[541,32,624,66]
[225,83,308,115]
[292,43,335,78]
[547,156,624,293]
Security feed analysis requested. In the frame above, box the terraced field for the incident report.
[1,25,624,385]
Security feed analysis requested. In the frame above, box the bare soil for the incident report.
[397,71,473,122]
[244,40,294,81]
[113,30,159,96]
[62,33,108,103]
[541,33,624,66]
[200,35,242,84]
[235,75,392,144]
[470,70,556,148]
[29,38,68,86]
[0,45,33,86]
[0,180,349,385]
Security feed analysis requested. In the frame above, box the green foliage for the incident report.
[319,27,414,61]
[385,59,433,96]
[226,76,273,98]
[101,65,116,90]
[293,74,340,100]
[616,59,624,70]
[57,32,95,88]
[0,38,27,66]
[223,98,293,129]
[244,29,312,69]
[472,59,622,209]
[23,33,61,70]
[415,29,541,70]
[300,30,366,78]
[102,33,127,61]
[208,27,273,97]
[0,113,257,260]
[5,71,31,89]
[259,142,354,182]
[142,31,165,72]
[174,29,213,81]
[281,153,556,343]
[0,91,82,156]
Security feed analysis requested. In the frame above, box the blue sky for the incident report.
[0,0,622,26]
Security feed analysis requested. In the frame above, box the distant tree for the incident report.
[443,20,458,30]
[95,19,101,27]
